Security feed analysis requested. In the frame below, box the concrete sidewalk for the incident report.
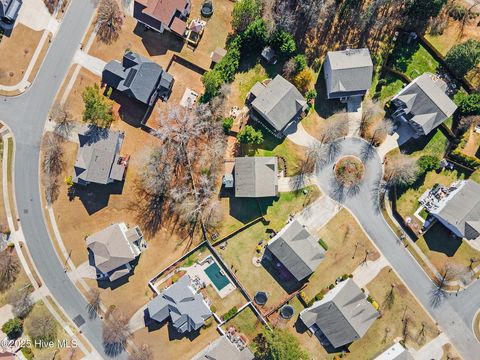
[73,50,106,77]
[411,332,449,360]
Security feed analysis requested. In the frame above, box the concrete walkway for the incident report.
[347,96,363,137]
[73,50,107,77]
[352,256,389,288]
[295,195,341,233]
[411,332,449,360]
[129,305,147,332]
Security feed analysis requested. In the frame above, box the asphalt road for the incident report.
[0,0,126,358]
[315,137,480,360]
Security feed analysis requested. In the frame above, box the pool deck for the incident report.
[180,256,236,299]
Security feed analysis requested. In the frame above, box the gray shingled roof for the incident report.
[325,48,373,97]
[86,223,137,275]
[267,220,325,281]
[102,51,173,105]
[431,180,480,240]
[300,279,379,348]
[393,73,457,135]
[234,157,278,198]
[73,128,124,185]
[251,75,307,132]
[193,336,254,360]
[148,275,212,333]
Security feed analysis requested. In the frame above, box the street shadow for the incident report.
[133,23,184,57]
[421,222,462,257]
[74,181,125,215]
[261,248,303,294]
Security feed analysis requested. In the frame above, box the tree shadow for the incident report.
[133,23,184,57]
[108,91,148,128]
[103,341,126,358]
[429,284,446,308]
[73,180,125,215]
[421,222,462,257]
[79,124,110,145]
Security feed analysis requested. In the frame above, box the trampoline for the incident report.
[280,304,294,319]
[254,291,268,305]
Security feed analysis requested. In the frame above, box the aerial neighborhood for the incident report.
[0,0,479,359]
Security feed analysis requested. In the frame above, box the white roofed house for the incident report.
[86,223,147,282]
[324,48,373,101]
[391,73,457,138]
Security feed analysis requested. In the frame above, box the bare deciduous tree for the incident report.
[96,0,124,44]
[282,59,297,80]
[0,251,20,290]
[402,314,414,342]
[384,154,418,186]
[103,309,131,356]
[383,283,396,310]
[368,118,394,146]
[51,103,74,139]
[319,114,348,144]
[7,285,33,318]
[129,344,153,360]
[87,288,101,319]
[27,310,57,342]
[360,100,384,137]
[42,132,65,205]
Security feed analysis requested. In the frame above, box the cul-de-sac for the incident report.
[0,0,479,359]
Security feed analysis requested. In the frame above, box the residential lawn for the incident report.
[377,73,406,102]
[0,24,43,86]
[471,170,480,184]
[252,132,308,176]
[217,186,320,238]
[0,138,8,232]
[397,127,450,160]
[231,63,268,107]
[303,209,380,300]
[348,267,438,357]
[459,129,480,158]
[0,248,32,307]
[389,35,439,79]
[221,306,263,344]
[201,286,247,315]
[131,318,220,360]
[301,110,326,140]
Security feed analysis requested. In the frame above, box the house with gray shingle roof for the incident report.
[391,73,457,137]
[192,336,254,360]
[300,278,379,349]
[324,48,373,100]
[86,223,146,282]
[147,275,212,333]
[421,180,480,240]
[73,128,126,185]
[102,51,174,108]
[0,0,22,34]
[248,75,307,137]
[266,220,325,282]
[234,157,278,198]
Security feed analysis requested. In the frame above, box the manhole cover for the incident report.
[73,314,85,327]
[23,209,28,214]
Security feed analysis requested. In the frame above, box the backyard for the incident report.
[303,209,380,300]
[217,186,320,238]
[221,306,263,346]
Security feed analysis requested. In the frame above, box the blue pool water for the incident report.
[204,262,230,291]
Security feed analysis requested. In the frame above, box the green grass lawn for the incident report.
[389,35,439,79]
[377,73,406,102]
[233,64,268,105]
[221,306,263,344]
[398,127,450,159]
[218,186,320,238]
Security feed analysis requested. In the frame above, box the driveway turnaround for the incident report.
[314,137,480,360]
[0,0,126,358]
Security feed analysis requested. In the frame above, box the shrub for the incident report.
[417,155,440,173]
[222,117,234,134]
[203,317,213,328]
[454,92,480,116]
[231,0,262,33]
[237,125,264,145]
[222,306,238,321]
[271,30,296,58]
[240,18,267,54]
[293,54,307,72]
[215,45,241,83]
[2,318,23,339]
[209,305,217,313]
[449,4,467,20]
[21,347,34,360]
[305,89,317,102]
[367,295,374,303]
[328,284,335,290]
[201,70,223,102]
[82,84,114,127]
[318,238,328,250]
[292,68,314,94]
[341,274,349,281]
[445,39,480,78]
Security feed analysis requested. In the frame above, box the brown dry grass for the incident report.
[0,247,32,307]
[303,209,380,300]
[0,25,44,86]
[130,320,219,360]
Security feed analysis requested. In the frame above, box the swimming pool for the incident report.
[204,261,230,291]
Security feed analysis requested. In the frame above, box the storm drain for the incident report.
[73,314,85,327]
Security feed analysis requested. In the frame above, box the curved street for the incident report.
[0,0,126,358]
[311,137,480,360]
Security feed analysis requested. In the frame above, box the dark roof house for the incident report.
[324,48,373,100]
[73,128,126,185]
[300,279,379,349]
[102,51,174,108]
[133,0,191,36]
[391,73,457,137]
[147,275,212,333]
[427,180,480,240]
[267,220,325,282]
[0,0,22,34]
[248,75,307,137]
[234,157,278,198]
[86,223,146,282]
[193,336,254,360]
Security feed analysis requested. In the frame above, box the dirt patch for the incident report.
[0,25,44,86]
